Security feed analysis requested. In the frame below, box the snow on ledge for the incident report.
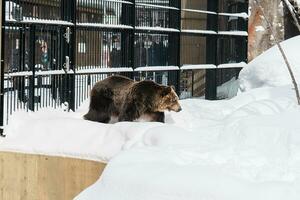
[181,8,217,15]
[217,62,247,69]
[103,0,133,4]
[136,3,179,10]
[218,31,248,36]
[181,64,216,70]
[4,71,33,77]
[76,23,133,29]
[181,29,217,35]
[6,18,74,26]
[4,70,75,77]
[218,12,249,19]
[135,26,180,32]
[134,66,179,72]
[76,67,133,74]
[35,70,74,75]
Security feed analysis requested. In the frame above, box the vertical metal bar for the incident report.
[68,0,76,111]
[28,25,36,111]
[205,0,218,100]
[0,0,5,135]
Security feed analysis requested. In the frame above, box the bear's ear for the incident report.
[170,85,175,90]
[161,86,171,96]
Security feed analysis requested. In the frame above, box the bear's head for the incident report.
[158,86,182,112]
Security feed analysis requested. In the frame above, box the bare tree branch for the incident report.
[254,0,300,105]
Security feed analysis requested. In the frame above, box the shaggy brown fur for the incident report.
[84,75,182,123]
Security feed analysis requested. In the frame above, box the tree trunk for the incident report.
[283,0,300,39]
[248,0,284,61]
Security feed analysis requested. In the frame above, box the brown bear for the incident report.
[84,75,182,123]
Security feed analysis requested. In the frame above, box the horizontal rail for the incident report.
[4,63,248,78]
[134,66,179,72]
[76,23,133,29]
[181,8,217,15]
[218,12,249,19]
[5,18,74,26]
[135,26,180,32]
[181,64,216,70]
[181,29,217,35]
[136,3,179,10]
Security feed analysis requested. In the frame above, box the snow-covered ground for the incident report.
[239,35,300,91]
[1,36,300,200]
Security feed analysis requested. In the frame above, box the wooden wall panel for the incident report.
[0,152,106,200]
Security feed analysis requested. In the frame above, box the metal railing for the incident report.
[0,0,249,130]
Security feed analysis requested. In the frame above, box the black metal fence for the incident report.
[0,0,249,131]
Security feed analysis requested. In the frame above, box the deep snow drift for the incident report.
[239,35,300,91]
[73,85,300,200]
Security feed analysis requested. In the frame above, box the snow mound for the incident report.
[74,86,300,200]
[239,35,300,91]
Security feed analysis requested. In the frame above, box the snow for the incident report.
[239,35,300,91]
[136,3,179,10]
[218,31,248,36]
[181,8,217,15]
[76,23,133,30]
[181,29,217,35]
[135,26,180,32]
[181,64,216,70]
[255,25,265,32]
[218,12,249,19]
[1,85,299,200]
[6,17,74,26]
[218,62,247,69]
[134,66,179,72]
[74,85,300,200]
[76,67,133,74]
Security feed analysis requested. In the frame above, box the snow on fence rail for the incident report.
[218,12,249,19]
[135,26,180,32]
[76,67,134,74]
[181,8,217,15]
[134,66,179,72]
[181,29,217,35]
[217,62,247,69]
[218,31,248,36]
[136,3,179,10]
[5,18,74,26]
[4,63,248,78]
[76,23,133,29]
[180,64,217,70]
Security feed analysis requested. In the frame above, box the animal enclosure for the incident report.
[0,0,248,130]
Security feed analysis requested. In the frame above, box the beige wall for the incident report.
[181,0,207,97]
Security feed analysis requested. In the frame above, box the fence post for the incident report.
[68,0,76,111]
[130,0,136,79]
[28,25,36,111]
[0,0,5,135]
[205,0,218,100]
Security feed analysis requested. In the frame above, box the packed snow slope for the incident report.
[239,35,300,91]
[73,85,300,200]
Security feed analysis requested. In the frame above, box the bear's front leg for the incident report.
[118,100,141,122]
[153,112,165,123]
